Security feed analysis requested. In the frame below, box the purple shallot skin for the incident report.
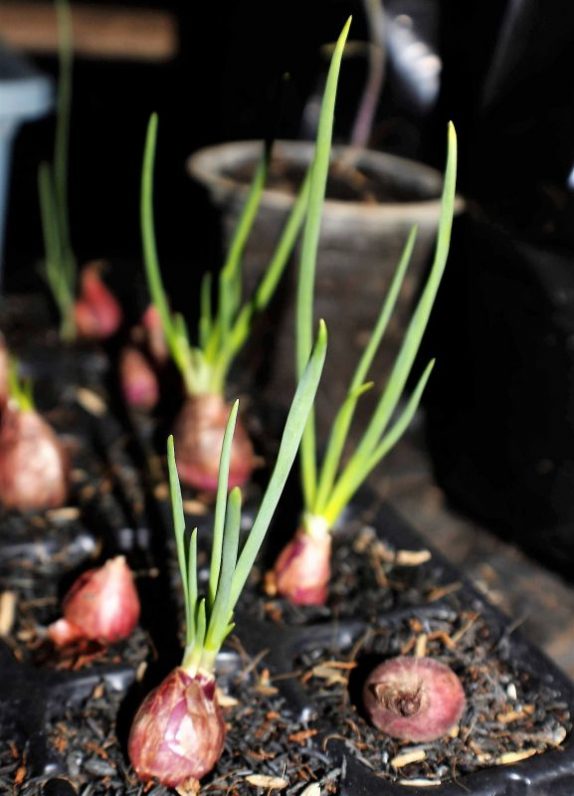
[173,394,255,492]
[268,520,332,605]
[128,666,225,791]
[363,656,465,742]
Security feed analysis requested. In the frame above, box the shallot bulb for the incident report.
[363,656,465,742]
[0,405,69,511]
[268,517,332,605]
[48,556,140,646]
[74,261,122,340]
[128,667,225,790]
[173,394,255,491]
[119,345,159,411]
[142,304,168,364]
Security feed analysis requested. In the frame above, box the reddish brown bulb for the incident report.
[119,345,159,411]
[173,394,255,491]
[74,261,122,340]
[48,556,140,646]
[128,667,225,790]
[363,656,465,742]
[0,405,69,511]
[142,304,168,364]
[269,522,332,605]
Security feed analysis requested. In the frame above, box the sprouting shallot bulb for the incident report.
[267,518,332,605]
[128,667,225,790]
[0,404,69,511]
[74,261,122,340]
[48,556,140,646]
[119,345,159,411]
[363,656,465,742]
[173,394,256,491]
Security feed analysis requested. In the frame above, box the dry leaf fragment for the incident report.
[75,387,107,416]
[288,729,318,743]
[182,498,207,515]
[0,591,17,636]
[153,482,169,500]
[427,582,461,602]
[496,705,534,724]
[46,506,80,522]
[496,749,537,765]
[245,774,288,789]
[398,778,441,787]
[415,633,427,658]
[394,549,432,566]
[390,749,427,768]
[310,664,349,686]
[299,785,321,796]
[216,687,239,707]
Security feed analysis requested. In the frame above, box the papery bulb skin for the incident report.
[173,394,255,491]
[0,406,69,511]
[48,556,140,646]
[74,261,122,340]
[363,656,465,742]
[269,518,332,605]
[142,305,168,364]
[119,346,159,411]
[128,667,225,789]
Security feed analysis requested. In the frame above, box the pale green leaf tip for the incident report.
[447,120,457,145]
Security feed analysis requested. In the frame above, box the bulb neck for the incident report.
[302,512,330,539]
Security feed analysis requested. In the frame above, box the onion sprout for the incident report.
[298,115,457,527]
[167,321,327,675]
[141,118,312,398]
[39,0,77,342]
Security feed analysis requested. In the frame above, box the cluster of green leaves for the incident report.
[296,33,457,527]
[168,322,327,675]
[39,0,77,342]
[141,115,311,397]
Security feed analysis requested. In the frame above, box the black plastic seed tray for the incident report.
[235,501,574,796]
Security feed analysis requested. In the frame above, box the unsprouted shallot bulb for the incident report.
[119,345,160,411]
[128,321,327,790]
[363,656,465,742]
[48,556,140,646]
[268,120,459,606]
[74,261,123,340]
[0,361,69,511]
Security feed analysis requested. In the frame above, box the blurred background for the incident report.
[4,0,574,670]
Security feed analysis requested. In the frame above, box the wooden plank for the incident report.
[0,2,178,61]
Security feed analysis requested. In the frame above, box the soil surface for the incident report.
[294,607,571,787]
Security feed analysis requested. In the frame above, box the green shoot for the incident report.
[297,17,352,509]
[39,0,76,342]
[301,122,458,528]
[140,115,311,398]
[7,359,35,412]
[168,321,327,675]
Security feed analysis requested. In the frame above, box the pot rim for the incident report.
[187,139,465,222]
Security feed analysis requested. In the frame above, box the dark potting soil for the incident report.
[241,505,455,627]
[225,159,433,205]
[4,645,342,796]
[292,608,571,788]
